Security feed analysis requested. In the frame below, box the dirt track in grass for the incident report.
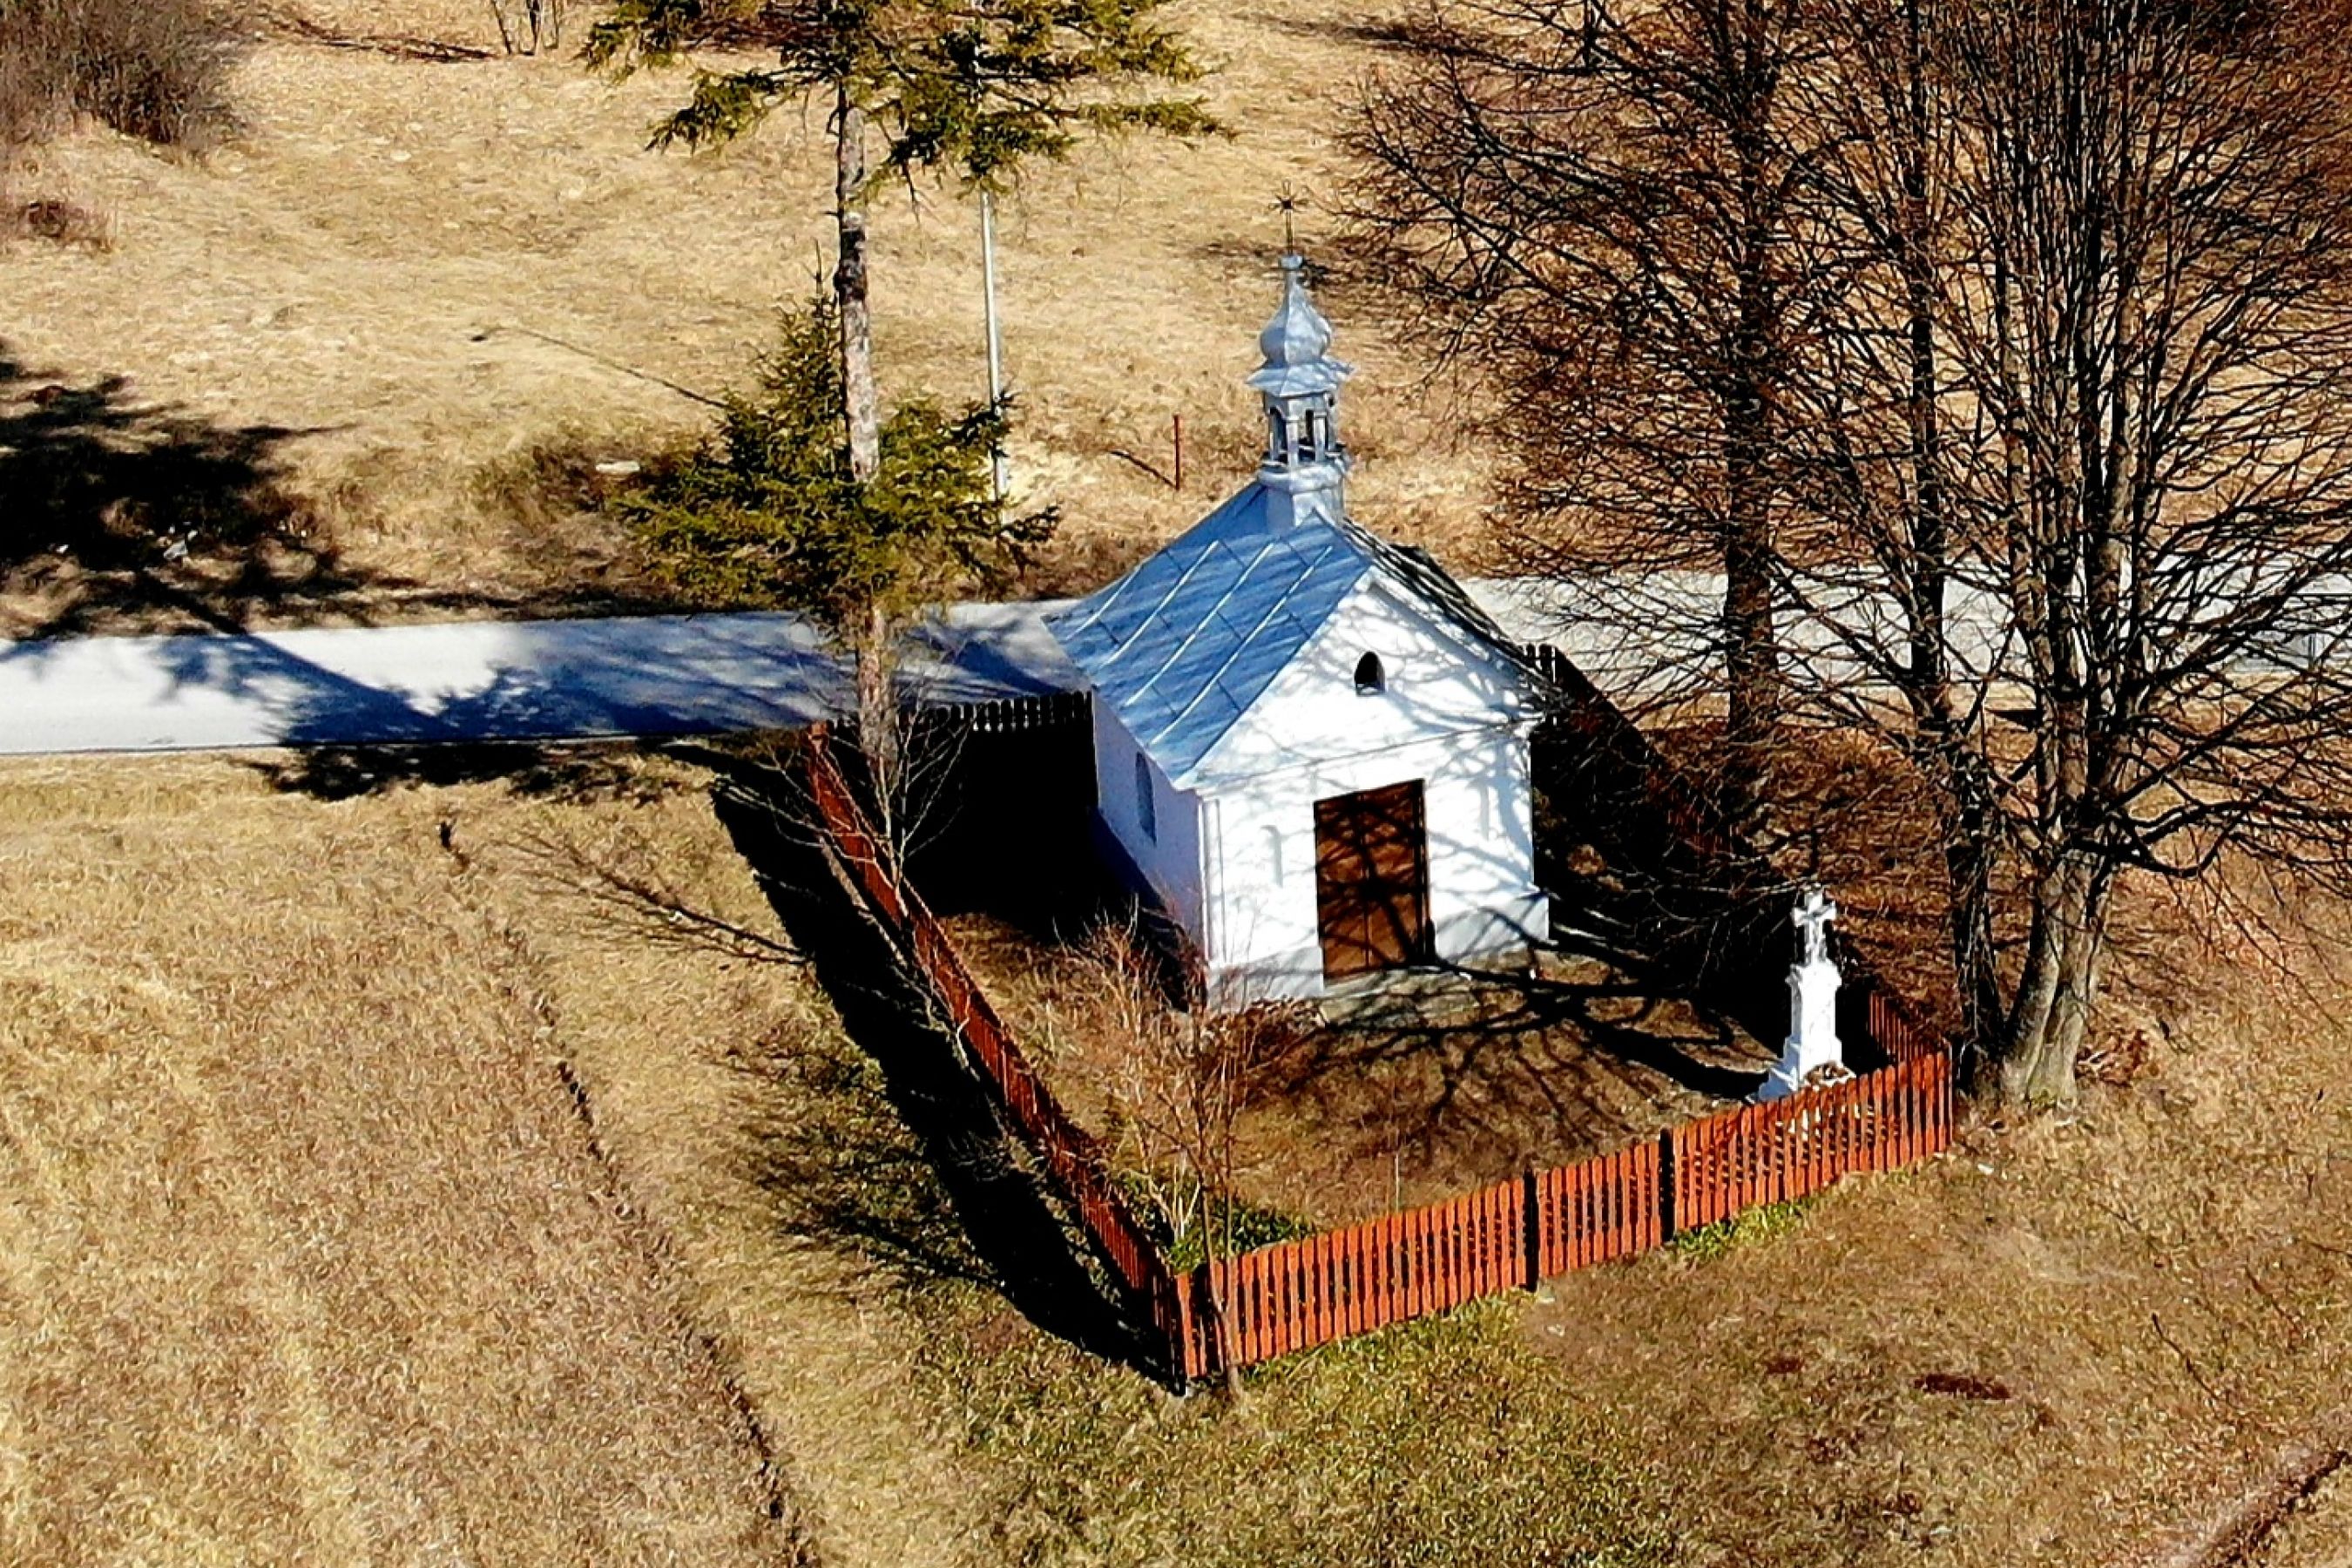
[0,750,799,1565]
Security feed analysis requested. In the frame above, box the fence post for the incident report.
[1658,1126,1680,1240]
[1519,1167,1540,1290]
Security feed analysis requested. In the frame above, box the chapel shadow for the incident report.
[705,761,1157,1371]
[893,705,1114,941]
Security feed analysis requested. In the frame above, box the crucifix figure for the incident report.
[1794,885,1838,968]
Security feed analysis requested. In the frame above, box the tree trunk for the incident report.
[854,598,902,848]
[1721,23,1782,826]
[1940,761,2004,1080]
[1721,403,1779,821]
[2000,848,2103,1108]
[835,82,881,484]
[834,81,896,813]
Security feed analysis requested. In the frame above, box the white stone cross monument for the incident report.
[1754,886,1846,1102]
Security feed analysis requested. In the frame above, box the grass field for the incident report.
[0,0,1490,639]
[6,748,2352,1563]
[0,752,797,1565]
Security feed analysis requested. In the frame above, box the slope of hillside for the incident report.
[0,0,1493,639]
[0,753,798,1565]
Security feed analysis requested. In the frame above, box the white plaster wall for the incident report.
[1192,583,1547,1003]
[1088,697,1208,946]
[1201,727,1545,1003]
[1192,579,1531,787]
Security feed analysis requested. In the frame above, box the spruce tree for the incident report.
[588,0,1214,801]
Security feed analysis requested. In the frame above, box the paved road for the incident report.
[2,572,2173,758]
[0,605,1087,756]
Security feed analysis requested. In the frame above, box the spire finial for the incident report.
[1274,182,1301,256]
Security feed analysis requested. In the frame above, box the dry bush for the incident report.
[0,0,240,154]
[6,194,110,247]
[1063,917,1309,1261]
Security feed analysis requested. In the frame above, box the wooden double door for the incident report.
[1313,780,1433,982]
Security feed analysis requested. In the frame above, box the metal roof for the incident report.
[1046,251,1533,786]
[1044,483,1532,786]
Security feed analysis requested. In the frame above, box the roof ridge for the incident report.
[1338,515,1539,675]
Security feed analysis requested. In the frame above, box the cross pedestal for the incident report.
[1754,888,1845,1103]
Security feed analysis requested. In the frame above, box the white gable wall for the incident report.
[1192,579,1530,786]
[1083,575,1549,1005]
[1194,582,1547,1002]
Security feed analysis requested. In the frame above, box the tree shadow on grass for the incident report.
[258,5,499,63]
[726,1020,1002,1297]
[705,765,1157,1373]
[0,348,371,639]
[1268,947,1770,1191]
[247,738,693,802]
[0,344,706,639]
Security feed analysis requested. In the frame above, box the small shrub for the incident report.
[0,0,240,154]
[471,436,628,533]
[10,195,111,248]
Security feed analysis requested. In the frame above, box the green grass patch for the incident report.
[1667,1198,1812,1263]
[912,1283,1669,1567]
[1112,1171,1320,1273]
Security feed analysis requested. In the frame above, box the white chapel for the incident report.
[1046,255,1551,1005]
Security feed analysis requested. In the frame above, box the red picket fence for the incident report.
[1864,983,1941,1064]
[1204,1177,1526,1371]
[1669,1050,1953,1231]
[1535,1140,1664,1276]
[801,721,1957,1385]
[803,727,1199,1363]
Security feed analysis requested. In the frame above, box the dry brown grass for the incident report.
[1531,873,2352,1568]
[13,747,2352,1565]
[949,909,1773,1227]
[0,0,1494,636]
[0,752,797,1565]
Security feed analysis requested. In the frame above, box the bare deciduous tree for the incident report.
[1349,0,1835,820]
[1070,917,1301,1396]
[1789,0,2352,1103]
[1359,0,2352,1108]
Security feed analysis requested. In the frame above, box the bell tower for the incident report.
[1248,253,1352,529]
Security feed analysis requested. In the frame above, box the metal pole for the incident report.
[981,188,1008,504]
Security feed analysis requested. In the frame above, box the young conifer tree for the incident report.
[587,0,1216,805]
[619,297,1055,851]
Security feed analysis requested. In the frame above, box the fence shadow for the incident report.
[706,766,1157,1371]
[726,1017,1003,1296]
